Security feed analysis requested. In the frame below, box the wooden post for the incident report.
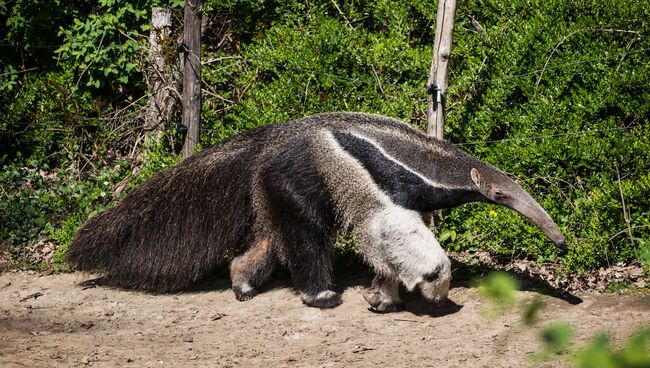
[181,0,202,159]
[424,0,457,231]
[144,7,176,144]
[426,0,457,139]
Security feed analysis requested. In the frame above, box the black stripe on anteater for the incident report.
[333,132,437,212]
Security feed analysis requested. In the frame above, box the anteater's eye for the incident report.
[494,190,504,198]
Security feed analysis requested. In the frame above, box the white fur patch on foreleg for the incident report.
[368,206,451,292]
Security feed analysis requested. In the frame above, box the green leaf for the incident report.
[475,271,519,306]
[522,298,545,326]
[541,323,573,353]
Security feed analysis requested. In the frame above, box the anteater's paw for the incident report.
[302,290,342,308]
[369,300,405,313]
[363,290,382,307]
[363,290,405,313]
[232,283,258,301]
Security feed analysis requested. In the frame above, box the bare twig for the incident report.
[614,162,635,248]
[202,86,234,104]
[394,318,419,323]
[302,73,313,112]
[111,95,148,119]
[19,292,43,302]
[330,0,353,29]
[617,37,637,71]
[0,66,39,77]
[535,28,640,95]
[370,64,386,97]
[608,225,650,242]
[469,56,488,94]
[202,56,243,65]
[468,15,489,42]
[130,132,146,158]
[162,84,183,103]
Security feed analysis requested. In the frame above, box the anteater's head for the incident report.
[469,166,567,248]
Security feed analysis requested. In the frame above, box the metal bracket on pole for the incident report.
[426,84,444,110]
[177,42,190,54]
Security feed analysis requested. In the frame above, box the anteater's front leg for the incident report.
[270,209,341,308]
[363,275,404,313]
[358,206,452,311]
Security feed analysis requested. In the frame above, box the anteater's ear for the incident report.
[470,168,482,188]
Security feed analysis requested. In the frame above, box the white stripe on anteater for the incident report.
[346,132,449,190]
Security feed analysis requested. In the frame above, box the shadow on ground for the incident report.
[74,252,582,307]
[449,258,583,305]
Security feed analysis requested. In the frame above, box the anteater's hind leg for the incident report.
[230,236,278,301]
[280,221,340,308]
[258,138,341,309]
[264,186,340,308]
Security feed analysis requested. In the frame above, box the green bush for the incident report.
[55,0,184,91]
[1,0,648,275]
[198,0,649,273]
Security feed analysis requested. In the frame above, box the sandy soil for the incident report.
[1,270,648,368]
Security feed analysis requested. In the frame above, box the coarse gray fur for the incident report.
[67,112,566,311]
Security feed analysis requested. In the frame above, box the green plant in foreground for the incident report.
[475,272,650,367]
[48,215,85,271]
[541,322,574,354]
[574,330,650,368]
[476,271,520,307]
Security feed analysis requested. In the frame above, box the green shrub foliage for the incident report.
[1,0,648,273]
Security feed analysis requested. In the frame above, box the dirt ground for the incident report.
[1,269,648,368]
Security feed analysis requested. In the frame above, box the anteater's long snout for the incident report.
[507,192,567,249]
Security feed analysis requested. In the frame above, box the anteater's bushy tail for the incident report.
[66,139,257,292]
